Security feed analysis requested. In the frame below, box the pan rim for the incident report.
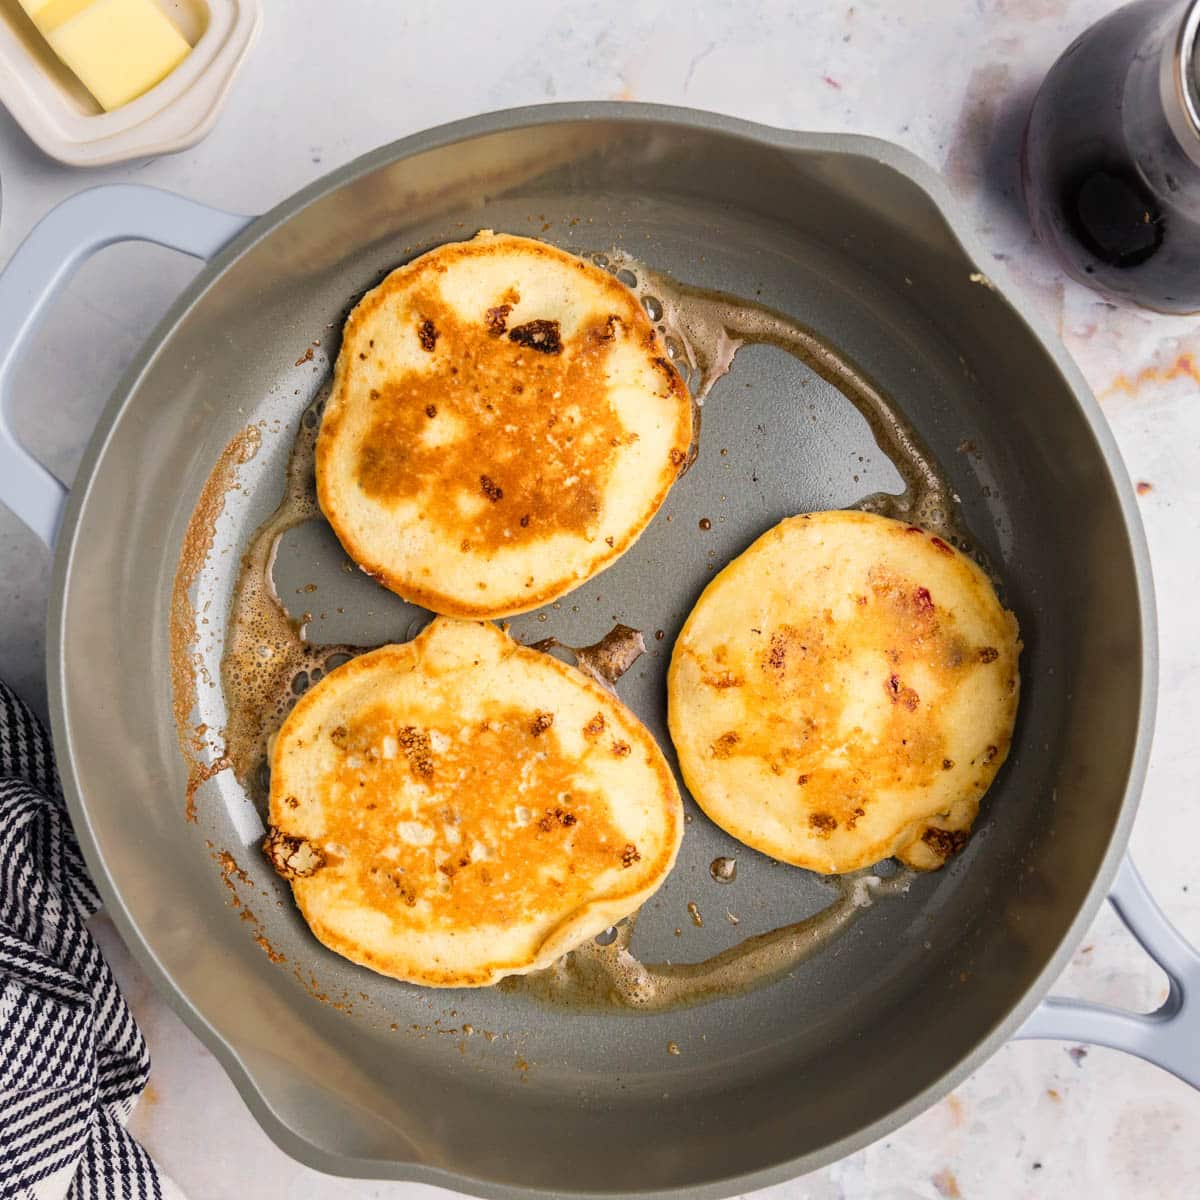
[46,100,1158,1198]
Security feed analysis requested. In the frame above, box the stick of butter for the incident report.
[18,0,192,112]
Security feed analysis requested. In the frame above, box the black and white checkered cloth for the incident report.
[0,680,177,1200]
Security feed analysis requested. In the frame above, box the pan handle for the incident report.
[0,185,253,548]
[1016,855,1200,1089]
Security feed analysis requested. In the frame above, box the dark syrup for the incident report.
[1023,0,1200,312]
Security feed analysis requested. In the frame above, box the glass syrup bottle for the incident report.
[1023,0,1200,313]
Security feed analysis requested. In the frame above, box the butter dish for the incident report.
[0,0,261,166]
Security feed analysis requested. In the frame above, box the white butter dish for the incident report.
[0,0,261,166]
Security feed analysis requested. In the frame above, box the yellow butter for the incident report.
[19,0,191,112]
[19,0,97,30]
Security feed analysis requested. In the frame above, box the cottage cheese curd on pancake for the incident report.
[317,232,692,618]
[264,617,683,986]
[668,511,1021,874]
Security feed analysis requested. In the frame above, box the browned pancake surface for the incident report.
[668,511,1021,873]
[267,618,683,985]
[318,232,692,617]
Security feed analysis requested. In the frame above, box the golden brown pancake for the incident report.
[316,232,692,618]
[264,617,683,986]
[667,511,1021,873]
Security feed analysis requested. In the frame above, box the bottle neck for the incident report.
[1160,0,1200,166]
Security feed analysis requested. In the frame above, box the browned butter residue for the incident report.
[528,623,646,689]
[506,869,911,1012]
[171,387,367,825]
[170,424,262,820]
[607,253,967,545]
[208,847,286,963]
[220,387,364,805]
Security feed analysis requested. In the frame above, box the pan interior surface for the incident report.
[53,112,1146,1196]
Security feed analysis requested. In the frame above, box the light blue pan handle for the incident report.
[1017,856,1200,1088]
[0,185,253,548]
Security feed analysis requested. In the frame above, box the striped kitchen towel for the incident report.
[0,680,180,1200]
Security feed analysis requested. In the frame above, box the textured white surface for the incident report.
[1,1,1198,1197]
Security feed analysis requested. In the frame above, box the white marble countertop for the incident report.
[1,1,1198,1197]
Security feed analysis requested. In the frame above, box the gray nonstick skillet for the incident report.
[0,104,1196,1197]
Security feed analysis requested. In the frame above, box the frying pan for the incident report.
[0,103,1197,1198]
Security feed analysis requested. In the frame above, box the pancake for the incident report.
[264,617,683,986]
[667,511,1021,873]
[316,232,692,618]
